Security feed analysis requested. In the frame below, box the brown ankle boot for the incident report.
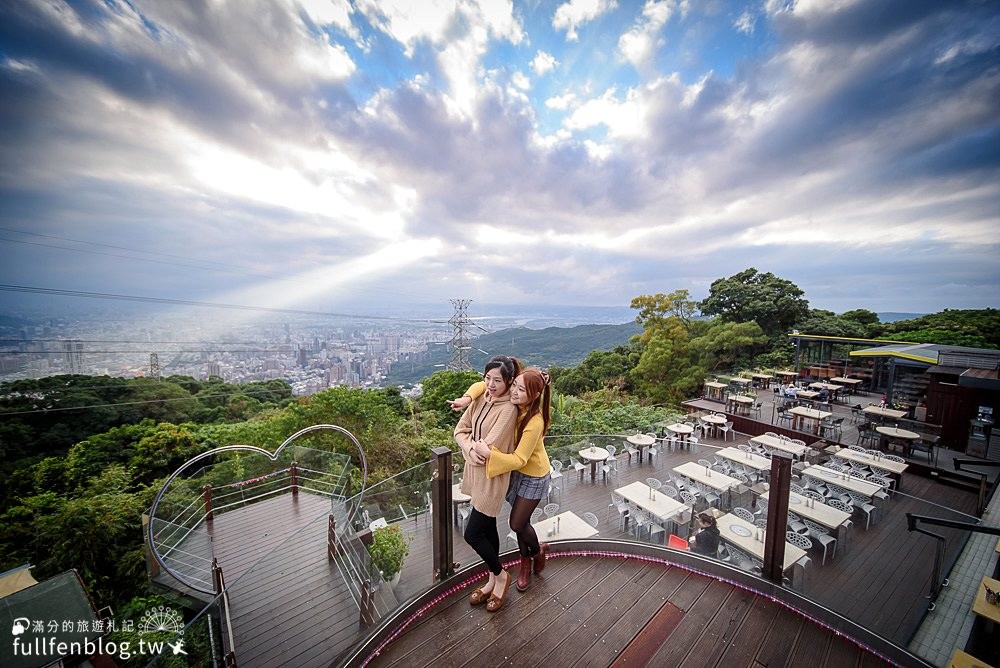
[516,557,532,592]
[532,543,549,574]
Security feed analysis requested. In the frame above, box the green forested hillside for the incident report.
[385,321,640,384]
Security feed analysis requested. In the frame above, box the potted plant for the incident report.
[368,525,411,586]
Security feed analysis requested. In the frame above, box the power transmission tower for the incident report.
[149,352,161,380]
[447,299,473,371]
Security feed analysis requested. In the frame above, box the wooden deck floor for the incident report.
[370,555,898,667]
[168,424,980,667]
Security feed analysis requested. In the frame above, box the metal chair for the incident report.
[548,459,563,502]
[788,512,808,535]
[909,436,937,464]
[583,512,599,529]
[645,432,661,468]
[847,492,877,530]
[719,421,735,442]
[803,518,837,565]
[624,438,639,465]
[733,507,755,523]
[608,493,630,531]
[543,502,560,518]
[786,531,813,552]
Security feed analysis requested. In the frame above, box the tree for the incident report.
[629,291,707,403]
[417,369,482,428]
[699,268,809,340]
[879,309,1000,349]
[550,345,638,396]
[795,309,868,338]
[691,320,769,371]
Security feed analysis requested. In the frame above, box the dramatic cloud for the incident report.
[0,0,997,319]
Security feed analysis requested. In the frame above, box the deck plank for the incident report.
[685,586,758,668]
[714,595,782,666]
[164,420,978,666]
[645,578,737,666]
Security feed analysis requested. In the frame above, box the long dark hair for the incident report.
[515,368,551,443]
[483,355,520,391]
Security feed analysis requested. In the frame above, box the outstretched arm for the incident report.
[448,380,486,411]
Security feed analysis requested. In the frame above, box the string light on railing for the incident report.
[360,548,904,668]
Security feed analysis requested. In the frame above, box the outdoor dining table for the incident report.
[788,405,832,434]
[972,576,1000,626]
[751,373,773,388]
[833,446,908,490]
[716,512,807,572]
[578,445,610,483]
[660,422,694,447]
[802,464,882,498]
[775,371,798,381]
[615,481,689,534]
[795,389,821,401]
[863,405,908,421]
[673,461,739,508]
[728,394,755,415]
[833,447,909,475]
[875,426,921,456]
[760,490,852,535]
[750,434,810,459]
[700,413,727,438]
[626,433,656,464]
[532,510,598,541]
[717,446,772,473]
[829,377,863,394]
[704,381,727,400]
[730,377,752,388]
[809,382,842,392]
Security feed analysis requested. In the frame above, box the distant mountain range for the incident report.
[385,321,641,386]
[877,312,926,323]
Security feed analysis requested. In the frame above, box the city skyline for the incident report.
[1,0,998,323]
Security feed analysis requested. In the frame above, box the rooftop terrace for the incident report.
[146,374,1000,667]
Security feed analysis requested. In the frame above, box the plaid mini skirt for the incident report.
[506,470,551,503]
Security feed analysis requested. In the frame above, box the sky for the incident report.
[0,0,998,324]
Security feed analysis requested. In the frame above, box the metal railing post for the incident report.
[203,484,214,522]
[762,453,791,585]
[431,446,456,581]
[906,513,1000,609]
[328,513,337,559]
[291,460,299,498]
[360,580,376,626]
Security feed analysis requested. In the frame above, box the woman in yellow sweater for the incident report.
[459,367,552,592]
[454,356,519,612]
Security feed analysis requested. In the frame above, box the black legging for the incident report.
[509,495,542,557]
[464,507,502,575]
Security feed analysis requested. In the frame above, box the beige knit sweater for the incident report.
[455,392,518,517]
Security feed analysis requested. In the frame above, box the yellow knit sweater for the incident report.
[454,392,517,516]
[464,381,551,479]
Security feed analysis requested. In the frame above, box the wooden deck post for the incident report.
[212,557,225,593]
[431,446,455,581]
[328,514,337,559]
[360,580,376,626]
[203,484,214,522]
[762,454,791,585]
[290,460,299,498]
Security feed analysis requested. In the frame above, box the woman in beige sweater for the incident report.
[455,355,519,612]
